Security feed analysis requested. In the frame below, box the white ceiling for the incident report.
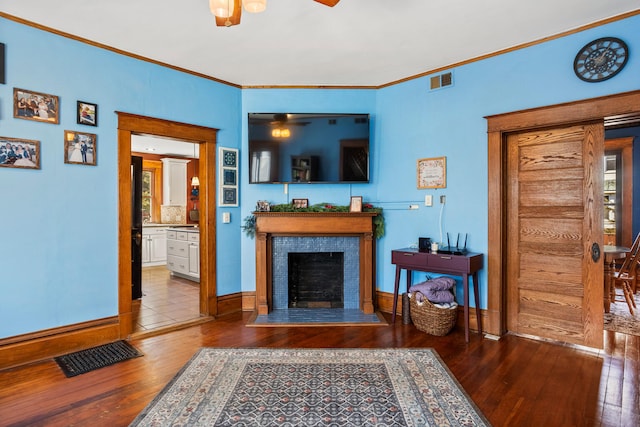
[1,0,638,87]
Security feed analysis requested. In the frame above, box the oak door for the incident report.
[506,123,603,348]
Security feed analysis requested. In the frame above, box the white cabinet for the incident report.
[166,228,199,281]
[161,158,190,206]
[142,227,167,267]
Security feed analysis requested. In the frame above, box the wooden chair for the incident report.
[613,237,640,314]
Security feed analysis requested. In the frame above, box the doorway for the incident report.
[486,90,640,349]
[117,112,218,338]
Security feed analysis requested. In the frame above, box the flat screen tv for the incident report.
[248,113,370,184]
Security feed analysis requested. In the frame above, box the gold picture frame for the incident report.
[64,130,97,166]
[13,88,59,124]
[417,156,446,189]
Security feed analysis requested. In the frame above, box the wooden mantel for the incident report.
[254,212,377,315]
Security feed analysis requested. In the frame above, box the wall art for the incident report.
[77,101,98,126]
[0,136,40,169]
[219,146,238,207]
[64,130,97,166]
[13,88,59,124]
[417,156,446,189]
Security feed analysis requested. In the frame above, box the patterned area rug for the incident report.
[604,289,640,336]
[130,348,490,426]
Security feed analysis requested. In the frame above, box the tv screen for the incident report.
[248,113,370,184]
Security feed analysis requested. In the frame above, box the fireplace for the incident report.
[254,212,377,315]
[288,252,344,308]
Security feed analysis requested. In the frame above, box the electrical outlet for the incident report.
[222,212,231,223]
[440,195,446,204]
[425,195,433,206]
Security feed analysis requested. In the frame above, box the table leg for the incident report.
[463,273,470,343]
[392,266,401,323]
[473,272,482,336]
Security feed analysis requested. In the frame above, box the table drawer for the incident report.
[428,254,469,271]
[176,231,189,240]
[166,230,177,239]
[188,232,199,242]
[392,251,428,269]
[167,239,189,256]
[167,255,189,274]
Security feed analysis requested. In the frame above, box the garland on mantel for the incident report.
[241,203,384,239]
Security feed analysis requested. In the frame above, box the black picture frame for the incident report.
[0,43,5,85]
[77,101,98,126]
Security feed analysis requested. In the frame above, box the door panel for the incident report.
[131,155,143,300]
[506,123,603,348]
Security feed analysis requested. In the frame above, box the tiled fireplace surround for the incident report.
[272,236,360,309]
[254,212,377,315]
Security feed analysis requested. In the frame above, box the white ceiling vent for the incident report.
[430,71,453,90]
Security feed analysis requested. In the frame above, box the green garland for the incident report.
[242,202,384,239]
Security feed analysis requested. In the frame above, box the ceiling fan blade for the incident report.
[215,0,242,27]
[314,0,340,6]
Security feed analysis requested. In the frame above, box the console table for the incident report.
[391,248,484,342]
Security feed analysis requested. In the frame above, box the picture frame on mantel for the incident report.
[350,196,363,212]
[417,156,446,189]
[292,198,309,209]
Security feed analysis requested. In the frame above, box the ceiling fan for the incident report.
[210,0,340,27]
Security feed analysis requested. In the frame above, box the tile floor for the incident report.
[133,266,201,332]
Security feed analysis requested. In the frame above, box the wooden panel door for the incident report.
[506,123,603,348]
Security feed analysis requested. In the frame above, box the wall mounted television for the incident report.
[248,113,370,184]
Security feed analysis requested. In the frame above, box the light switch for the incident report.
[425,195,433,206]
[222,212,231,223]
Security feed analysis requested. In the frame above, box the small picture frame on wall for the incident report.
[417,156,446,189]
[222,187,237,206]
[292,198,309,209]
[64,130,97,166]
[13,88,59,124]
[223,168,237,186]
[350,196,363,212]
[0,136,40,169]
[77,101,98,126]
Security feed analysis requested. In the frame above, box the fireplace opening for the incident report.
[288,252,344,308]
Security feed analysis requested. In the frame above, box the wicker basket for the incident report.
[409,292,457,336]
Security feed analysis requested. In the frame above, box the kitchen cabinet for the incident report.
[161,158,190,206]
[166,228,199,281]
[142,227,167,266]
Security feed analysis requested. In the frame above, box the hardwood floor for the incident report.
[0,312,638,426]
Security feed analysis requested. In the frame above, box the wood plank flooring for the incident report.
[0,312,638,426]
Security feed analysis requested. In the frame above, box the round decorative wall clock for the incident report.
[573,37,629,82]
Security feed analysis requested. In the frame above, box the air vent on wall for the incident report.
[430,71,453,90]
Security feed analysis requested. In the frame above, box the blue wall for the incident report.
[0,18,242,338]
[1,14,639,339]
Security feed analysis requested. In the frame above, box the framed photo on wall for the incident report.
[0,136,40,169]
[13,88,59,124]
[64,130,97,166]
[417,156,446,189]
[77,101,98,126]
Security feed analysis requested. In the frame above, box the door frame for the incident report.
[485,90,640,338]
[117,112,218,338]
